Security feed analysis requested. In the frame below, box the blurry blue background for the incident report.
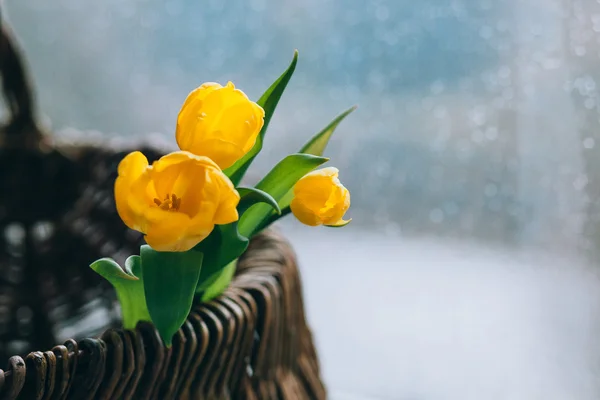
[4,0,600,398]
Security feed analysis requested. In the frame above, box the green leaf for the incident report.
[198,260,238,302]
[140,246,204,346]
[90,256,150,330]
[238,153,328,237]
[224,50,299,185]
[237,186,281,216]
[91,257,138,282]
[325,218,352,227]
[193,190,265,298]
[300,106,357,155]
[257,205,292,232]
[194,222,248,294]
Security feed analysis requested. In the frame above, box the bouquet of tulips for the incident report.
[90,51,354,345]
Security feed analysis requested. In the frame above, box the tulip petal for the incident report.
[321,183,350,224]
[214,196,239,225]
[115,177,138,230]
[212,174,240,225]
[301,166,339,179]
[128,173,157,224]
[193,138,246,170]
[144,212,193,252]
[290,197,323,226]
[176,82,223,151]
[117,151,149,177]
[115,152,150,231]
[213,100,263,150]
[152,151,214,171]
[216,172,240,217]
[152,152,221,203]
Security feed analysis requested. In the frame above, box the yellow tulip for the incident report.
[115,150,240,252]
[175,81,265,170]
[290,167,351,227]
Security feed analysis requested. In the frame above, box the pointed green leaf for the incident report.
[237,186,281,216]
[90,256,150,329]
[193,222,248,294]
[140,246,204,346]
[238,153,328,237]
[300,106,357,155]
[224,50,299,185]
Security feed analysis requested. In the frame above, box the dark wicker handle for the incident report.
[0,11,44,148]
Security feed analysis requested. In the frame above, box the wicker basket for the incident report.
[0,17,326,399]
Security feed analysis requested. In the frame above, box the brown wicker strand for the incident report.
[0,231,326,399]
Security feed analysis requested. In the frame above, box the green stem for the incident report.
[197,259,238,302]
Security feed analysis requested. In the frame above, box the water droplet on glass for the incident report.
[430,81,445,95]
[498,66,511,79]
[250,0,266,12]
[375,6,390,22]
[485,127,498,141]
[429,209,444,224]
[584,98,596,109]
[485,183,498,197]
[573,175,589,191]
[165,0,183,16]
[471,129,484,144]
[433,105,447,119]
[479,25,493,40]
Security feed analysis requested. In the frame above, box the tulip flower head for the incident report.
[115,150,240,252]
[176,82,265,170]
[290,167,351,227]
